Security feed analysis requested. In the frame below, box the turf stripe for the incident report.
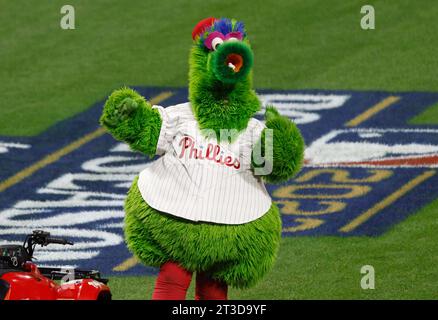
[0,127,106,192]
[0,91,174,193]
[339,170,436,233]
[345,96,400,127]
[113,256,139,272]
[283,218,324,232]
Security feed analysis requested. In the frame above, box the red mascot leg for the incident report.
[195,272,228,300]
[152,261,193,300]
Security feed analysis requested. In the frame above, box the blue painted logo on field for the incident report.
[1,87,438,276]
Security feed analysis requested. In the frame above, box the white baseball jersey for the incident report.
[137,102,272,225]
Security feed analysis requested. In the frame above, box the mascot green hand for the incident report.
[100,17,304,300]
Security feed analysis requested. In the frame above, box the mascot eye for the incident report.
[225,31,243,42]
[212,37,224,50]
[204,31,225,50]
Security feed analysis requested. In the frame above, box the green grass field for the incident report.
[2,0,438,299]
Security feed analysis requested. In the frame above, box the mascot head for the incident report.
[191,17,253,84]
[189,17,259,138]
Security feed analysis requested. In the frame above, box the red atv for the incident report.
[0,230,111,300]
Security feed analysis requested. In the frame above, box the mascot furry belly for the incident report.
[100,17,304,300]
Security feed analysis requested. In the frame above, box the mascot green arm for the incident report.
[99,87,162,157]
[252,106,305,184]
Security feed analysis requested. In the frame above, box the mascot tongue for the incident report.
[226,53,243,72]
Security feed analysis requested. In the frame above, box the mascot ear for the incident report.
[192,17,216,40]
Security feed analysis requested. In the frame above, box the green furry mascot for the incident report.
[100,17,304,300]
